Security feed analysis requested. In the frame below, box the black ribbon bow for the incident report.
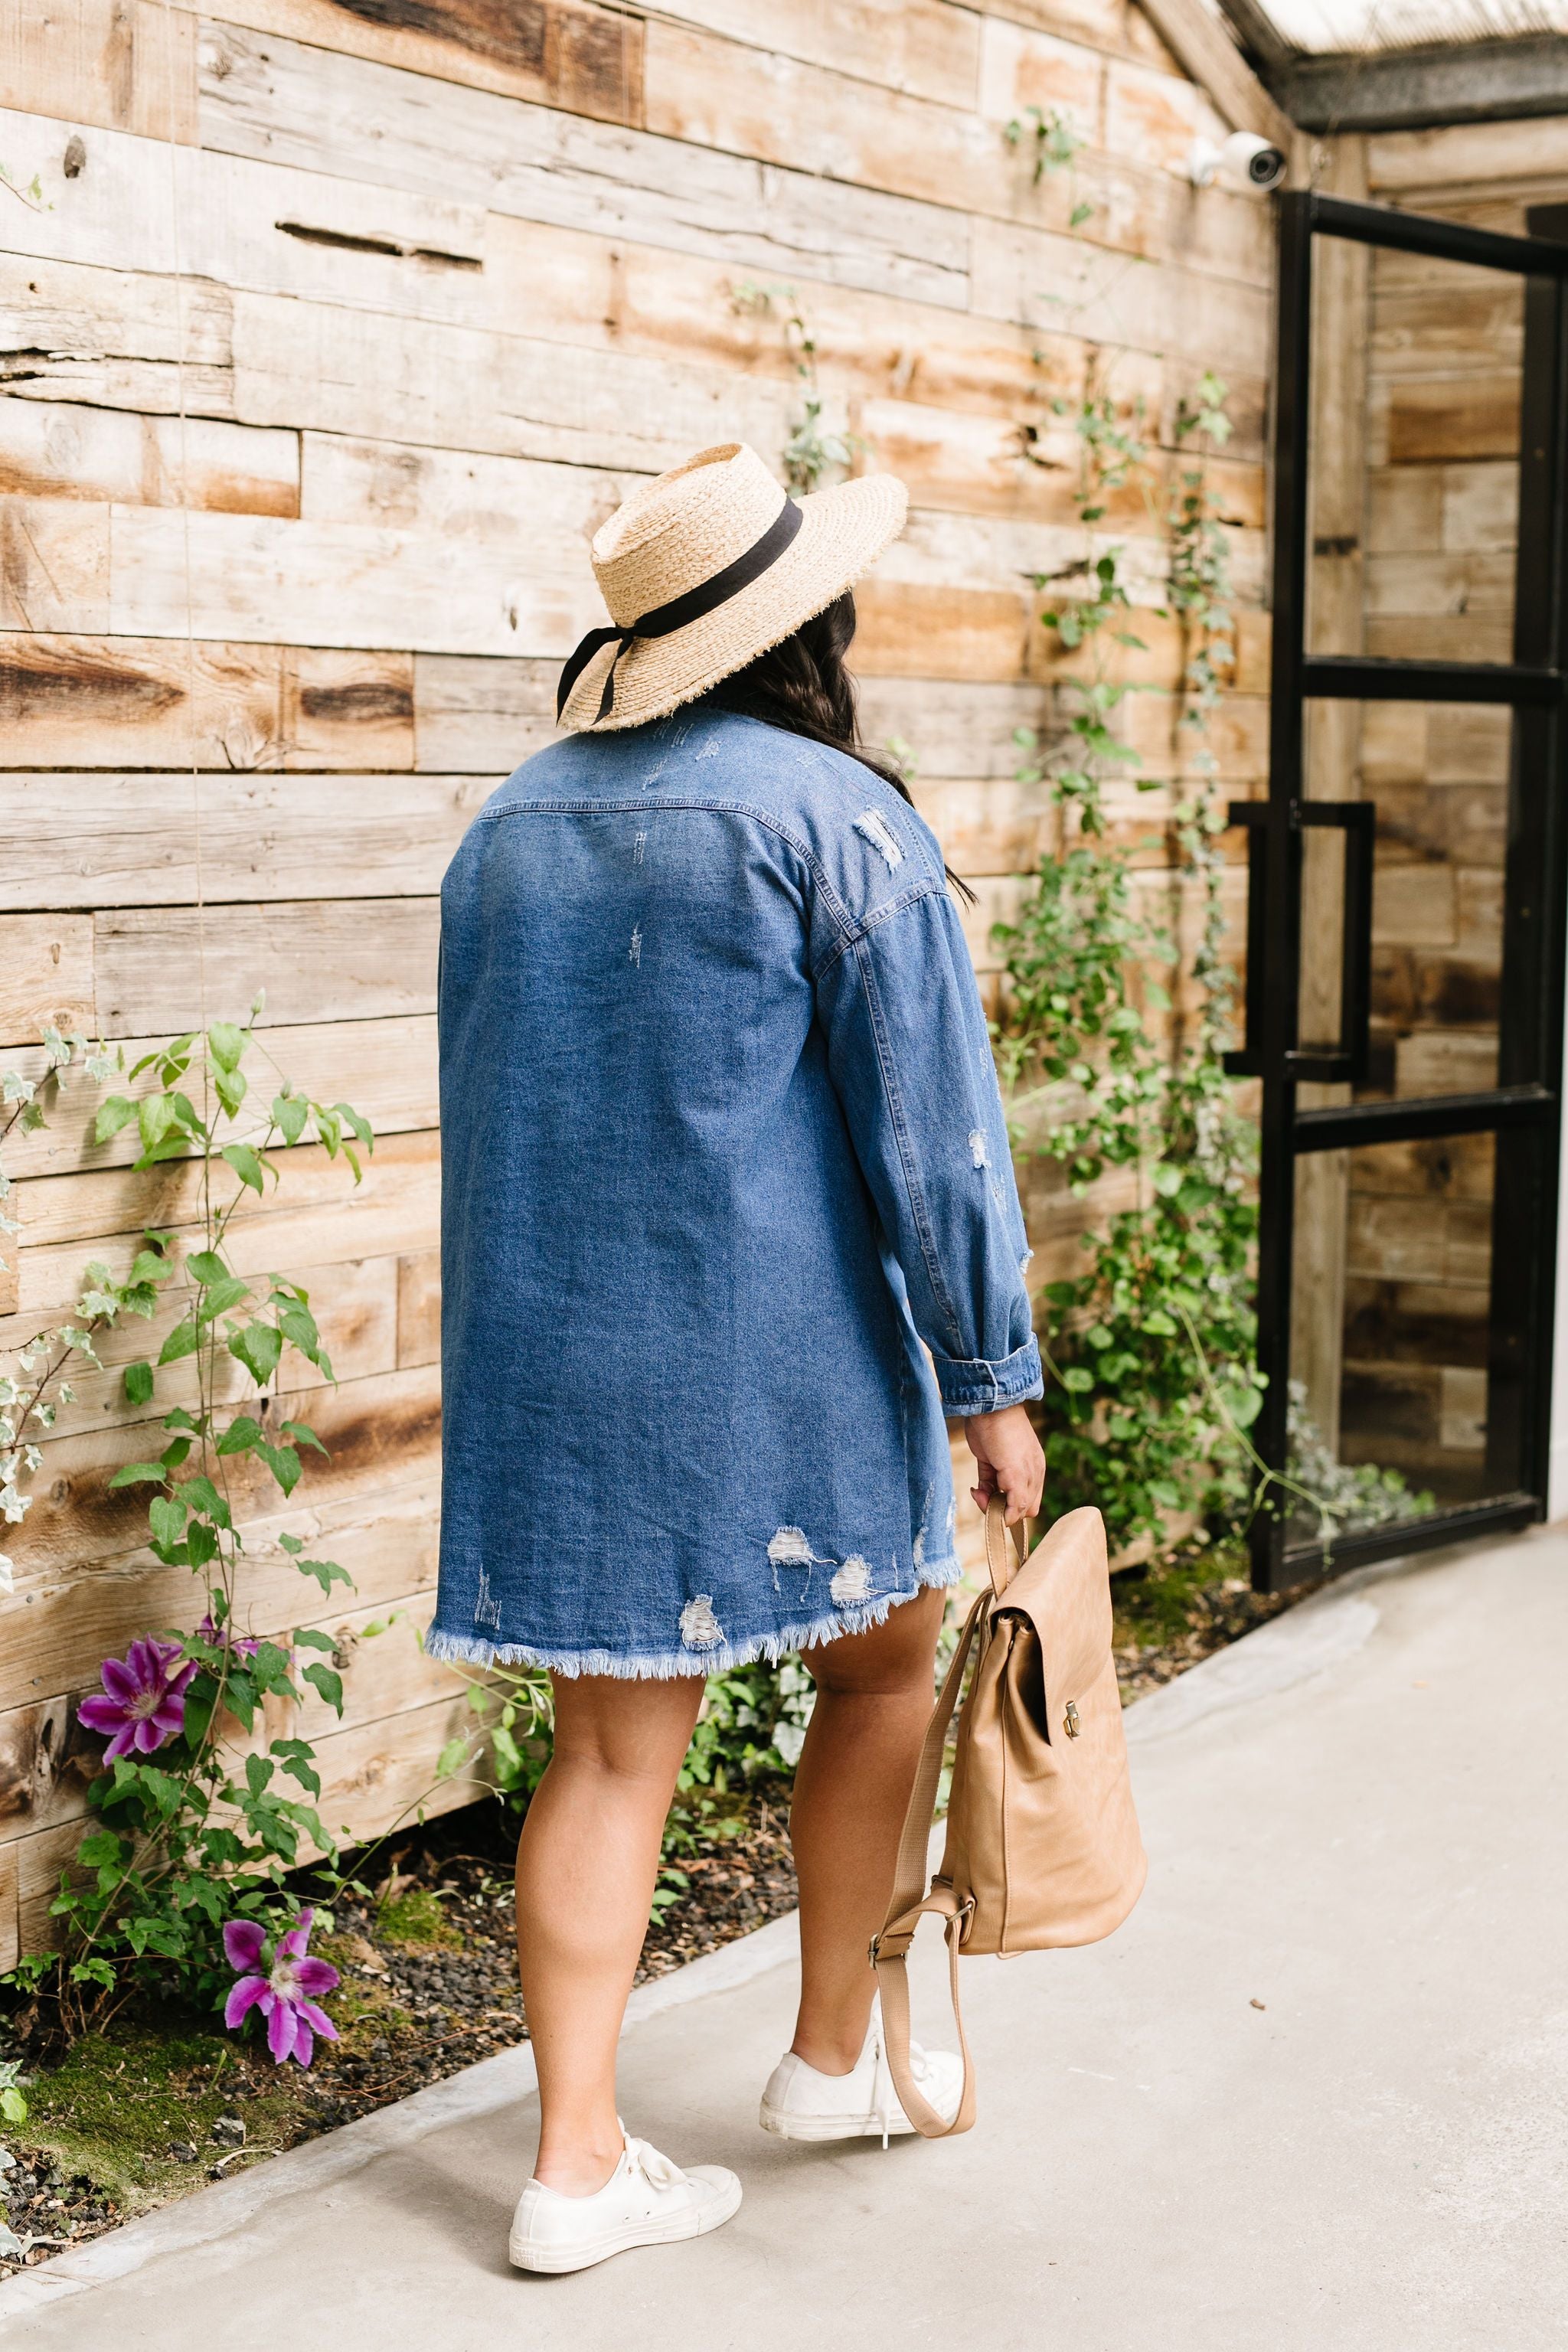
[556,496,804,725]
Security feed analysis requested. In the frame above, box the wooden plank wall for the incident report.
[0,0,1273,1960]
[1323,119,1555,1488]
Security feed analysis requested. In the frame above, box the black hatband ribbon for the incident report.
[556,496,805,724]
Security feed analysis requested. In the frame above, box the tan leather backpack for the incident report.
[871,1497,1147,2136]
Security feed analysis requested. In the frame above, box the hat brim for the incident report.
[558,471,909,734]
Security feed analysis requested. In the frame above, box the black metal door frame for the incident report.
[1239,191,1568,1592]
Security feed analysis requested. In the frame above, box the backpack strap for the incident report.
[870,1584,988,2138]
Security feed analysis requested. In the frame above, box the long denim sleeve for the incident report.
[814,882,1044,1418]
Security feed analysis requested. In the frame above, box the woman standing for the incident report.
[427,443,1045,2273]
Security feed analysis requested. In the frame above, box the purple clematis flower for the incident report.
[195,1612,260,1660]
[224,1909,341,2067]
[77,1635,197,1761]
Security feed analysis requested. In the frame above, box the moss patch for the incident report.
[373,1888,460,1950]
[21,2020,309,2218]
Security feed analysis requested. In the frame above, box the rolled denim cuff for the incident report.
[935,1335,1044,1418]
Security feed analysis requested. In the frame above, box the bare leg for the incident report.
[787,1585,945,2073]
[515,1671,705,2194]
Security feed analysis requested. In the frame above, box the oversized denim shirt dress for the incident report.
[426,704,1042,1679]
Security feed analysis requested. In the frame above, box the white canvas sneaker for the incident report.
[759,2013,963,2146]
[508,2133,742,2274]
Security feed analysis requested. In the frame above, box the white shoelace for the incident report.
[868,2024,932,2151]
[622,2135,684,2191]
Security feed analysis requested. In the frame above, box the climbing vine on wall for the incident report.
[991,371,1266,1557]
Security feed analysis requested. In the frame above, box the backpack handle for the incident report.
[984,1494,1029,1598]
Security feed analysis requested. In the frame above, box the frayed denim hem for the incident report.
[423,1555,965,1681]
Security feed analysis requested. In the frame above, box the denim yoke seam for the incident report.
[850,915,969,1366]
[475,794,864,945]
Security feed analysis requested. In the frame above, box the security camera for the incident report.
[1188,130,1287,196]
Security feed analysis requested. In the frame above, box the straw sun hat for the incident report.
[555,442,908,733]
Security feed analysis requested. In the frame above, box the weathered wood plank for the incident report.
[11,1125,437,1257]
[9,1253,399,1443]
[0,0,196,141]
[396,1246,440,1368]
[193,26,971,310]
[0,248,234,419]
[0,913,95,1047]
[104,501,600,657]
[481,213,1071,423]
[300,434,635,537]
[0,495,108,632]
[0,634,413,771]
[971,215,1271,368]
[94,898,439,1036]
[233,288,799,479]
[1373,377,1521,468]
[4,1013,437,1178]
[0,106,491,328]
[0,1475,438,1710]
[3,1360,441,1574]
[197,0,645,124]
[0,773,485,908]
[652,0,981,106]
[643,15,1271,283]
[413,654,560,773]
[0,397,297,515]
[1367,117,1568,194]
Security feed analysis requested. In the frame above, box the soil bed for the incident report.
[0,1544,1289,2277]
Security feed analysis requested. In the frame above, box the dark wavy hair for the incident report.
[698,592,974,903]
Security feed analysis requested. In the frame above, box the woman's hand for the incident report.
[964,1403,1045,1526]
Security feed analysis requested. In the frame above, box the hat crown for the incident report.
[591,444,788,628]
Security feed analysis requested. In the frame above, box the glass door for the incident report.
[1236,191,1568,1590]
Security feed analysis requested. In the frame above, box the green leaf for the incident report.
[180,1475,233,1529]
[149,1494,188,1549]
[228,1323,283,1387]
[220,1143,267,1195]
[292,1628,337,1654]
[245,1753,275,1798]
[108,1460,167,1489]
[158,1314,201,1366]
[254,1441,302,1498]
[1061,1367,1095,1393]
[272,1093,309,1145]
[302,1662,344,1715]
[280,1418,327,1455]
[216,1413,265,1457]
[76,1829,122,1867]
[206,1021,247,1073]
[186,1518,220,1567]
[93,1095,138,1142]
[195,1276,251,1326]
[292,1556,352,1597]
[271,1737,321,1798]
[435,1736,469,1780]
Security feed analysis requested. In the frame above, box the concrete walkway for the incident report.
[5,1530,1565,2350]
